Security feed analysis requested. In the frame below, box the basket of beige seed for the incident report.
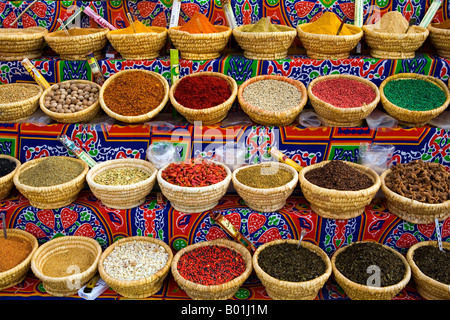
[0,83,43,122]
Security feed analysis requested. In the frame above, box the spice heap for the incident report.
[385,160,449,204]
[43,81,99,114]
[0,84,41,104]
[432,20,450,30]
[312,78,376,108]
[242,79,303,112]
[0,237,32,272]
[258,243,326,282]
[42,247,95,278]
[373,11,418,34]
[383,79,447,111]
[335,242,406,287]
[178,12,219,34]
[51,28,103,37]
[304,161,374,191]
[235,164,293,189]
[301,12,357,35]
[177,245,246,285]
[174,75,231,110]
[241,17,286,33]
[0,158,17,177]
[413,245,450,284]
[18,157,84,187]
[109,20,156,34]
[102,241,169,281]
[103,71,165,116]
[94,167,151,186]
[161,160,227,187]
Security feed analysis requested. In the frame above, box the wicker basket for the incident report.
[157,161,231,213]
[238,75,307,126]
[98,236,173,298]
[253,239,332,300]
[297,24,363,59]
[171,239,253,300]
[362,25,429,59]
[107,27,168,60]
[232,25,297,60]
[39,80,101,123]
[307,74,380,127]
[379,73,450,127]
[0,155,21,200]
[298,161,381,219]
[44,28,109,60]
[428,24,450,58]
[232,162,299,213]
[13,156,89,209]
[99,69,169,123]
[407,241,450,300]
[169,72,238,125]
[380,168,450,224]
[0,229,38,290]
[86,158,157,209]
[0,83,43,122]
[168,26,232,60]
[331,241,411,300]
[0,27,48,61]
[31,236,102,297]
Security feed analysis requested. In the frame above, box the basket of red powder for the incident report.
[171,239,253,300]
[157,159,231,213]
[169,72,238,125]
[307,74,380,127]
[0,154,21,200]
[0,229,38,290]
[99,69,169,124]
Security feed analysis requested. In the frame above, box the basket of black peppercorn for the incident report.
[0,155,21,200]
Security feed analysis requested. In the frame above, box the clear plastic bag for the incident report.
[213,142,247,171]
[146,141,178,169]
[359,142,395,175]
[366,109,398,129]
[297,109,321,127]
[428,111,450,130]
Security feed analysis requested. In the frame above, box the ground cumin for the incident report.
[0,237,32,272]
[42,247,95,278]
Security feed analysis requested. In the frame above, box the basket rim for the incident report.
[233,24,297,38]
[107,26,168,39]
[0,229,38,278]
[297,23,363,39]
[427,23,450,35]
[0,83,43,108]
[0,155,21,185]
[0,27,48,40]
[168,25,232,39]
[45,27,109,41]
[362,24,429,39]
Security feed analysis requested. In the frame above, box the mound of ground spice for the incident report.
[42,247,96,278]
[0,237,32,272]
[178,12,219,34]
[304,160,374,191]
[413,245,450,284]
[235,164,293,189]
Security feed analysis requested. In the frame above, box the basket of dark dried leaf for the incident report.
[0,155,21,200]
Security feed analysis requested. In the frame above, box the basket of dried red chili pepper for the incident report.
[169,72,238,125]
[157,159,232,213]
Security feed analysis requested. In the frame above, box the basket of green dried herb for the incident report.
[13,156,89,209]
[0,83,43,122]
[232,162,298,213]
[379,73,450,127]
[86,158,157,209]
[298,160,381,219]
[0,155,21,200]
[253,239,332,300]
[331,241,411,300]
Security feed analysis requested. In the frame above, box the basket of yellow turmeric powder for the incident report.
[297,12,363,60]
[107,21,168,60]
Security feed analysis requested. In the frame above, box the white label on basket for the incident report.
[366,265,381,287]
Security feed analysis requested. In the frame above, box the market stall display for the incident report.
[0,83,43,122]
[0,155,21,200]
[428,20,450,58]
[0,27,48,61]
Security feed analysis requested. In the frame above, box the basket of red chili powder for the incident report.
[307,74,380,127]
[0,154,20,200]
[157,159,232,213]
[100,69,169,123]
[171,239,252,300]
[169,72,238,125]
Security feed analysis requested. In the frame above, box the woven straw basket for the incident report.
[380,168,450,224]
[0,27,48,61]
[0,155,21,200]
[232,162,298,213]
[98,236,173,298]
[168,26,232,60]
[0,83,43,122]
[169,72,238,125]
[39,80,101,123]
[86,158,157,209]
[107,27,168,60]
[297,24,363,59]
[307,74,380,127]
[13,156,89,209]
[379,73,450,127]
[45,28,109,60]
[238,75,307,126]
[299,161,381,219]
[31,236,102,297]
[428,24,450,58]
[331,241,411,300]
[171,239,253,300]
[0,229,38,290]
[232,25,297,60]
[253,239,332,300]
[362,25,429,59]
[99,69,169,123]
[157,161,231,213]
[407,241,450,300]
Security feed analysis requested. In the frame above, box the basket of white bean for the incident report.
[39,80,101,123]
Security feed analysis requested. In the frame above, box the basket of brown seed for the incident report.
[0,83,43,122]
